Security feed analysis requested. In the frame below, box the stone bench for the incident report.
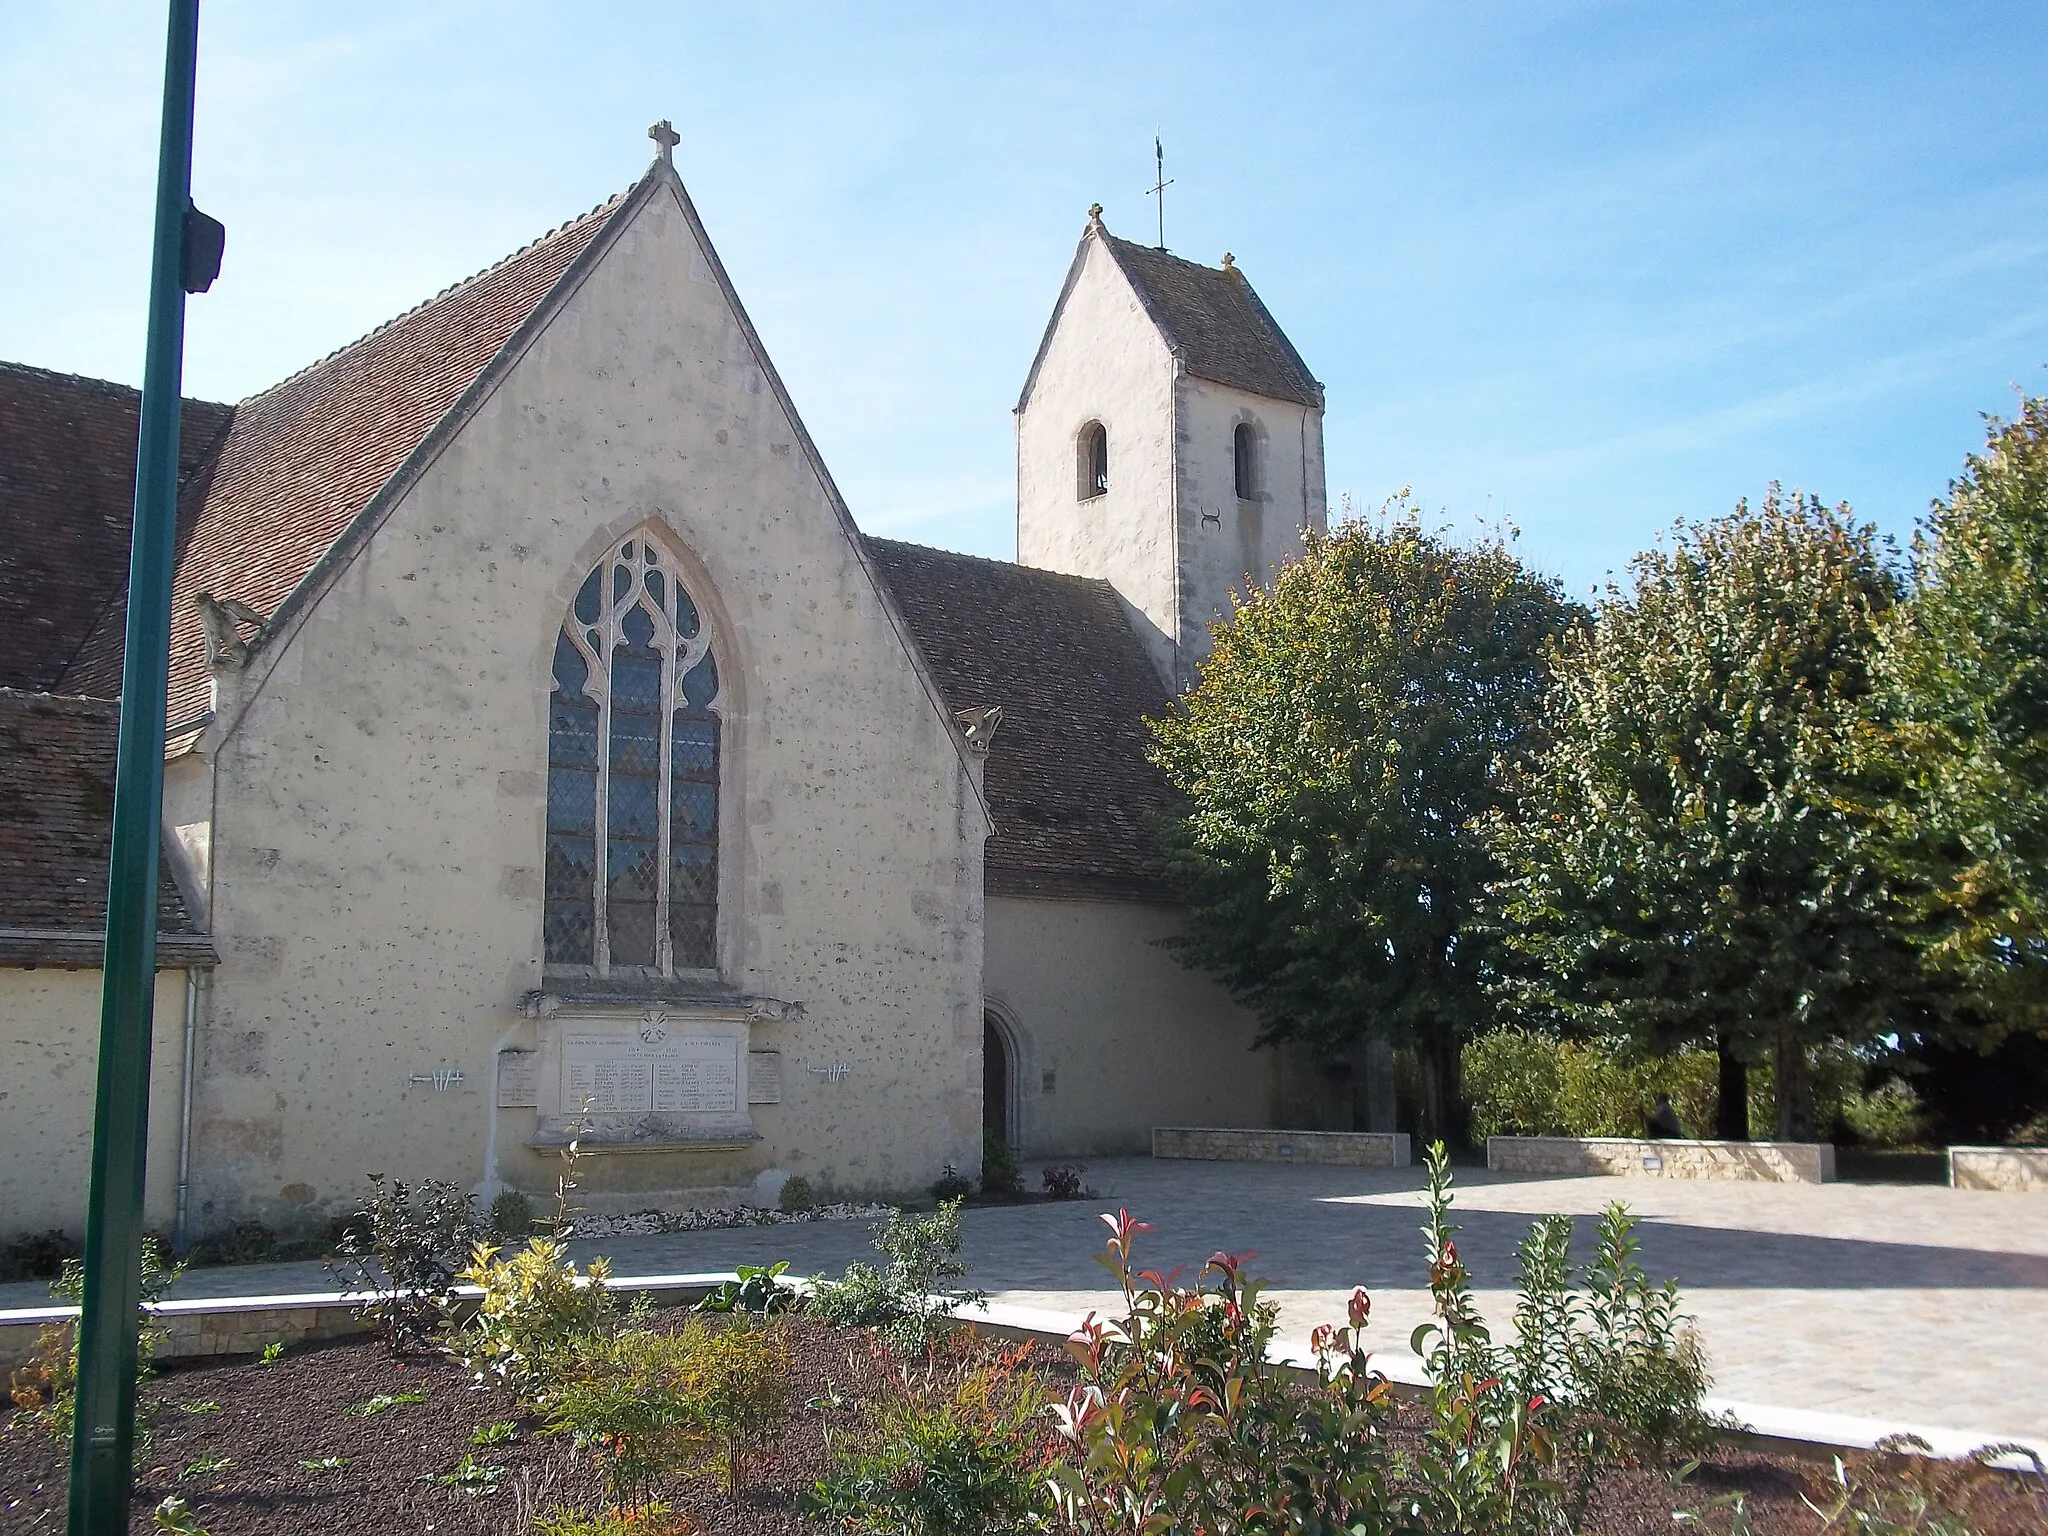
[1487,1135,1835,1183]
[1153,1127,1412,1168]
[1949,1146,2048,1192]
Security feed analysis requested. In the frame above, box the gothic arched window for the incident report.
[1234,422,1257,500]
[545,537,721,976]
[1077,421,1109,500]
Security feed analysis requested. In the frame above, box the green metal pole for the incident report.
[68,2,204,1531]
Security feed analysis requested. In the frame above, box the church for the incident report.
[0,128,1329,1242]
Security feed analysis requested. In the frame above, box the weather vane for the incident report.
[1147,133,1173,250]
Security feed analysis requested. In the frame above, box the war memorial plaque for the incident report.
[561,1024,740,1114]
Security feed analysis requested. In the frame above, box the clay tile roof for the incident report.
[0,363,232,692]
[59,192,633,722]
[1102,236,1321,409]
[0,689,211,966]
[865,537,1180,903]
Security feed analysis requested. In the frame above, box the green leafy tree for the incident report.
[1872,398,2048,1035]
[1149,504,1571,1144]
[1486,491,1912,1139]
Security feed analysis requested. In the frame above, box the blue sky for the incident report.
[4,2,2045,593]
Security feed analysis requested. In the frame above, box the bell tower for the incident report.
[1014,207,1327,690]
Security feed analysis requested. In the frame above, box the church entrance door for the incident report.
[982,1013,1011,1147]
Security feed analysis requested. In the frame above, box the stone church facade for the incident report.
[0,139,1327,1241]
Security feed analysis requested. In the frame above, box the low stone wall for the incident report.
[1487,1136,1835,1183]
[1949,1146,2048,1192]
[1153,1127,1412,1168]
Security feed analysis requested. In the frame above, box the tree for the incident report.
[1873,398,2048,1035]
[1148,505,1571,1146]
[1485,491,1911,1140]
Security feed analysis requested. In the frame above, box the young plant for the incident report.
[451,1235,616,1406]
[8,1234,184,1442]
[777,1175,816,1215]
[980,1131,1024,1198]
[810,1198,982,1354]
[152,1496,211,1535]
[803,1338,1053,1535]
[676,1319,795,1500]
[546,1318,792,1509]
[474,1419,520,1445]
[1040,1163,1088,1199]
[695,1261,798,1319]
[1046,1209,1401,1534]
[346,1389,426,1416]
[423,1452,507,1494]
[329,1172,488,1351]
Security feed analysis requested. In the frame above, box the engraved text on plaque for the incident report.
[562,1027,740,1114]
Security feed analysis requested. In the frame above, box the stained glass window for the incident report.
[544,536,722,975]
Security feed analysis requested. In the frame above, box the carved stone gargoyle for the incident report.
[194,592,268,668]
[955,705,1003,754]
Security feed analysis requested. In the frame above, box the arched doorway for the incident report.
[983,1012,1012,1147]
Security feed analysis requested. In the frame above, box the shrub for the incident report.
[329,1173,489,1350]
[776,1174,815,1214]
[183,1219,284,1267]
[0,1229,83,1284]
[1040,1163,1088,1199]
[810,1199,982,1355]
[451,1236,617,1406]
[1048,1146,1718,1536]
[803,1339,1053,1535]
[675,1319,794,1498]
[9,1235,185,1442]
[695,1261,799,1319]
[490,1188,536,1238]
[929,1163,973,1201]
[1466,1027,1719,1140]
[1838,1078,1930,1149]
[979,1131,1024,1198]
[547,1319,792,1510]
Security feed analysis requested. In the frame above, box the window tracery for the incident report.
[545,536,720,976]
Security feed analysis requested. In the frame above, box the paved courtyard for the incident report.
[584,1157,2048,1446]
[10,1157,2045,1445]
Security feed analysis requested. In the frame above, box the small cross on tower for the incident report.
[648,119,680,166]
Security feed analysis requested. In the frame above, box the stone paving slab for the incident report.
[8,1158,2042,1444]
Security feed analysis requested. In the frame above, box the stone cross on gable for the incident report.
[648,119,680,165]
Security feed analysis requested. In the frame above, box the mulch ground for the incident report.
[1,1314,2033,1535]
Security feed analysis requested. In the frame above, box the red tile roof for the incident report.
[60,193,631,722]
[0,689,210,965]
[0,363,231,692]
[866,537,1180,903]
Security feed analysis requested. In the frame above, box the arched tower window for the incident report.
[1077,421,1109,500]
[545,536,721,976]
[1234,422,1258,500]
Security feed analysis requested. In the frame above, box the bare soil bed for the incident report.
[0,1315,1976,1535]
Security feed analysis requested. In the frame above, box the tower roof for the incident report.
[1017,216,1323,413]
[1102,236,1322,408]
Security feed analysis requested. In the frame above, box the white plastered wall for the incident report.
[1173,376,1326,670]
[983,896,1276,1157]
[184,179,986,1233]
[1015,236,1180,684]
[0,967,187,1235]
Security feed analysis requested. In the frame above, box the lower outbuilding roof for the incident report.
[865,538,1182,904]
[0,690,212,968]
